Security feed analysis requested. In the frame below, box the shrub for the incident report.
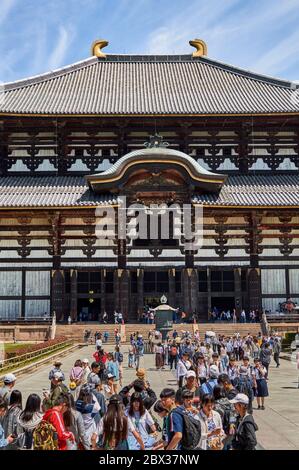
[5,336,68,359]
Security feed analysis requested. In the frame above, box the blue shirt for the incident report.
[165,408,184,449]
[106,361,120,381]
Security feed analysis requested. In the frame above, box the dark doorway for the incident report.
[211,296,235,313]
[144,297,160,309]
[77,298,101,322]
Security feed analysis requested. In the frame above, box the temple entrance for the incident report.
[77,298,101,322]
[211,296,235,315]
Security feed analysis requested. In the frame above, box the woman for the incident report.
[155,343,164,370]
[2,390,22,449]
[106,353,120,393]
[81,359,91,385]
[0,398,15,449]
[98,395,136,450]
[103,374,115,402]
[63,394,90,450]
[230,393,258,450]
[17,394,43,449]
[196,353,208,385]
[126,393,157,450]
[252,359,268,410]
[75,385,101,449]
[128,343,135,368]
[114,346,123,387]
[70,360,84,401]
[197,395,225,450]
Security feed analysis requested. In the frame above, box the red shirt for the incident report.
[43,408,74,451]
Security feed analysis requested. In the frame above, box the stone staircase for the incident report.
[56,322,262,344]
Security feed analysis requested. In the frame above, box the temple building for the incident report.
[0,39,299,322]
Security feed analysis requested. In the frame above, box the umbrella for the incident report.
[205,331,216,337]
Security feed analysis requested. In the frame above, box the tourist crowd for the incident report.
[0,328,284,451]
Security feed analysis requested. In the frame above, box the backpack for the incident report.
[215,400,233,434]
[236,376,253,400]
[33,420,59,450]
[173,408,201,450]
[170,346,177,356]
[116,352,123,363]
[17,429,33,450]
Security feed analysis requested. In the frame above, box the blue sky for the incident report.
[1,0,299,83]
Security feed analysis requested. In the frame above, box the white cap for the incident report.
[186,370,196,379]
[209,365,219,377]
[4,373,16,384]
[53,371,64,380]
[230,393,249,405]
[82,358,89,363]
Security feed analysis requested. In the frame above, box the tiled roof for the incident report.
[0,174,299,208]
[1,55,298,115]
[192,174,299,206]
[0,176,118,207]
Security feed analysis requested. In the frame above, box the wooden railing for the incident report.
[0,339,73,375]
[266,314,299,323]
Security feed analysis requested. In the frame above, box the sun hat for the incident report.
[136,368,146,378]
[82,358,89,363]
[209,365,219,377]
[3,373,16,384]
[53,372,64,380]
[107,373,115,379]
[186,370,196,379]
[230,393,249,405]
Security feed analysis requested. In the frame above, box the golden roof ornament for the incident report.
[91,39,109,58]
[189,39,207,57]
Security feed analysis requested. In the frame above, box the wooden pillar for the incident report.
[182,268,198,314]
[234,267,242,315]
[207,267,212,314]
[101,270,106,316]
[52,270,65,322]
[118,269,130,322]
[70,269,77,321]
[190,269,199,314]
[137,268,144,321]
[248,268,262,312]
[113,270,120,312]
[21,270,26,319]
[168,268,176,307]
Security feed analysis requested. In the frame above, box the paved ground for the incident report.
[15,344,299,450]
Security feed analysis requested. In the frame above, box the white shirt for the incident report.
[176,360,191,380]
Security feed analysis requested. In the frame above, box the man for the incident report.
[0,374,16,405]
[169,342,179,370]
[120,378,157,409]
[96,336,103,351]
[160,388,183,450]
[177,370,201,407]
[230,393,258,450]
[43,395,75,450]
[259,342,272,376]
[103,311,108,324]
[49,361,65,383]
[273,338,281,368]
[81,358,91,385]
[114,311,119,324]
[43,372,69,410]
[87,363,106,418]
[199,365,219,397]
[218,373,238,400]
[176,352,191,388]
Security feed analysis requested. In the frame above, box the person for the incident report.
[169,342,179,370]
[120,379,157,410]
[154,342,164,370]
[176,352,191,388]
[153,400,169,447]
[118,311,123,324]
[96,336,103,350]
[197,395,224,450]
[135,336,144,370]
[273,338,281,368]
[69,360,84,401]
[114,346,124,387]
[218,374,238,400]
[0,374,16,405]
[103,374,116,402]
[0,398,15,449]
[106,353,120,393]
[81,359,91,385]
[235,366,254,414]
[49,362,65,383]
[230,393,258,450]
[103,331,109,343]
[259,342,272,377]
[2,390,22,449]
[126,392,157,450]
[63,394,90,450]
[213,385,236,450]
[17,394,43,450]
[114,311,119,324]
[159,388,183,450]
[103,311,108,324]
[68,315,72,325]
[86,363,106,418]
[196,353,209,385]
[42,372,69,411]
[200,365,219,397]
[98,394,131,450]
[75,385,101,449]
[128,342,135,368]
[252,359,268,410]
[42,394,75,450]
[176,370,201,408]
[227,355,239,385]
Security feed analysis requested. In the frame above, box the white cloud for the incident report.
[0,0,17,26]
[47,26,75,70]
